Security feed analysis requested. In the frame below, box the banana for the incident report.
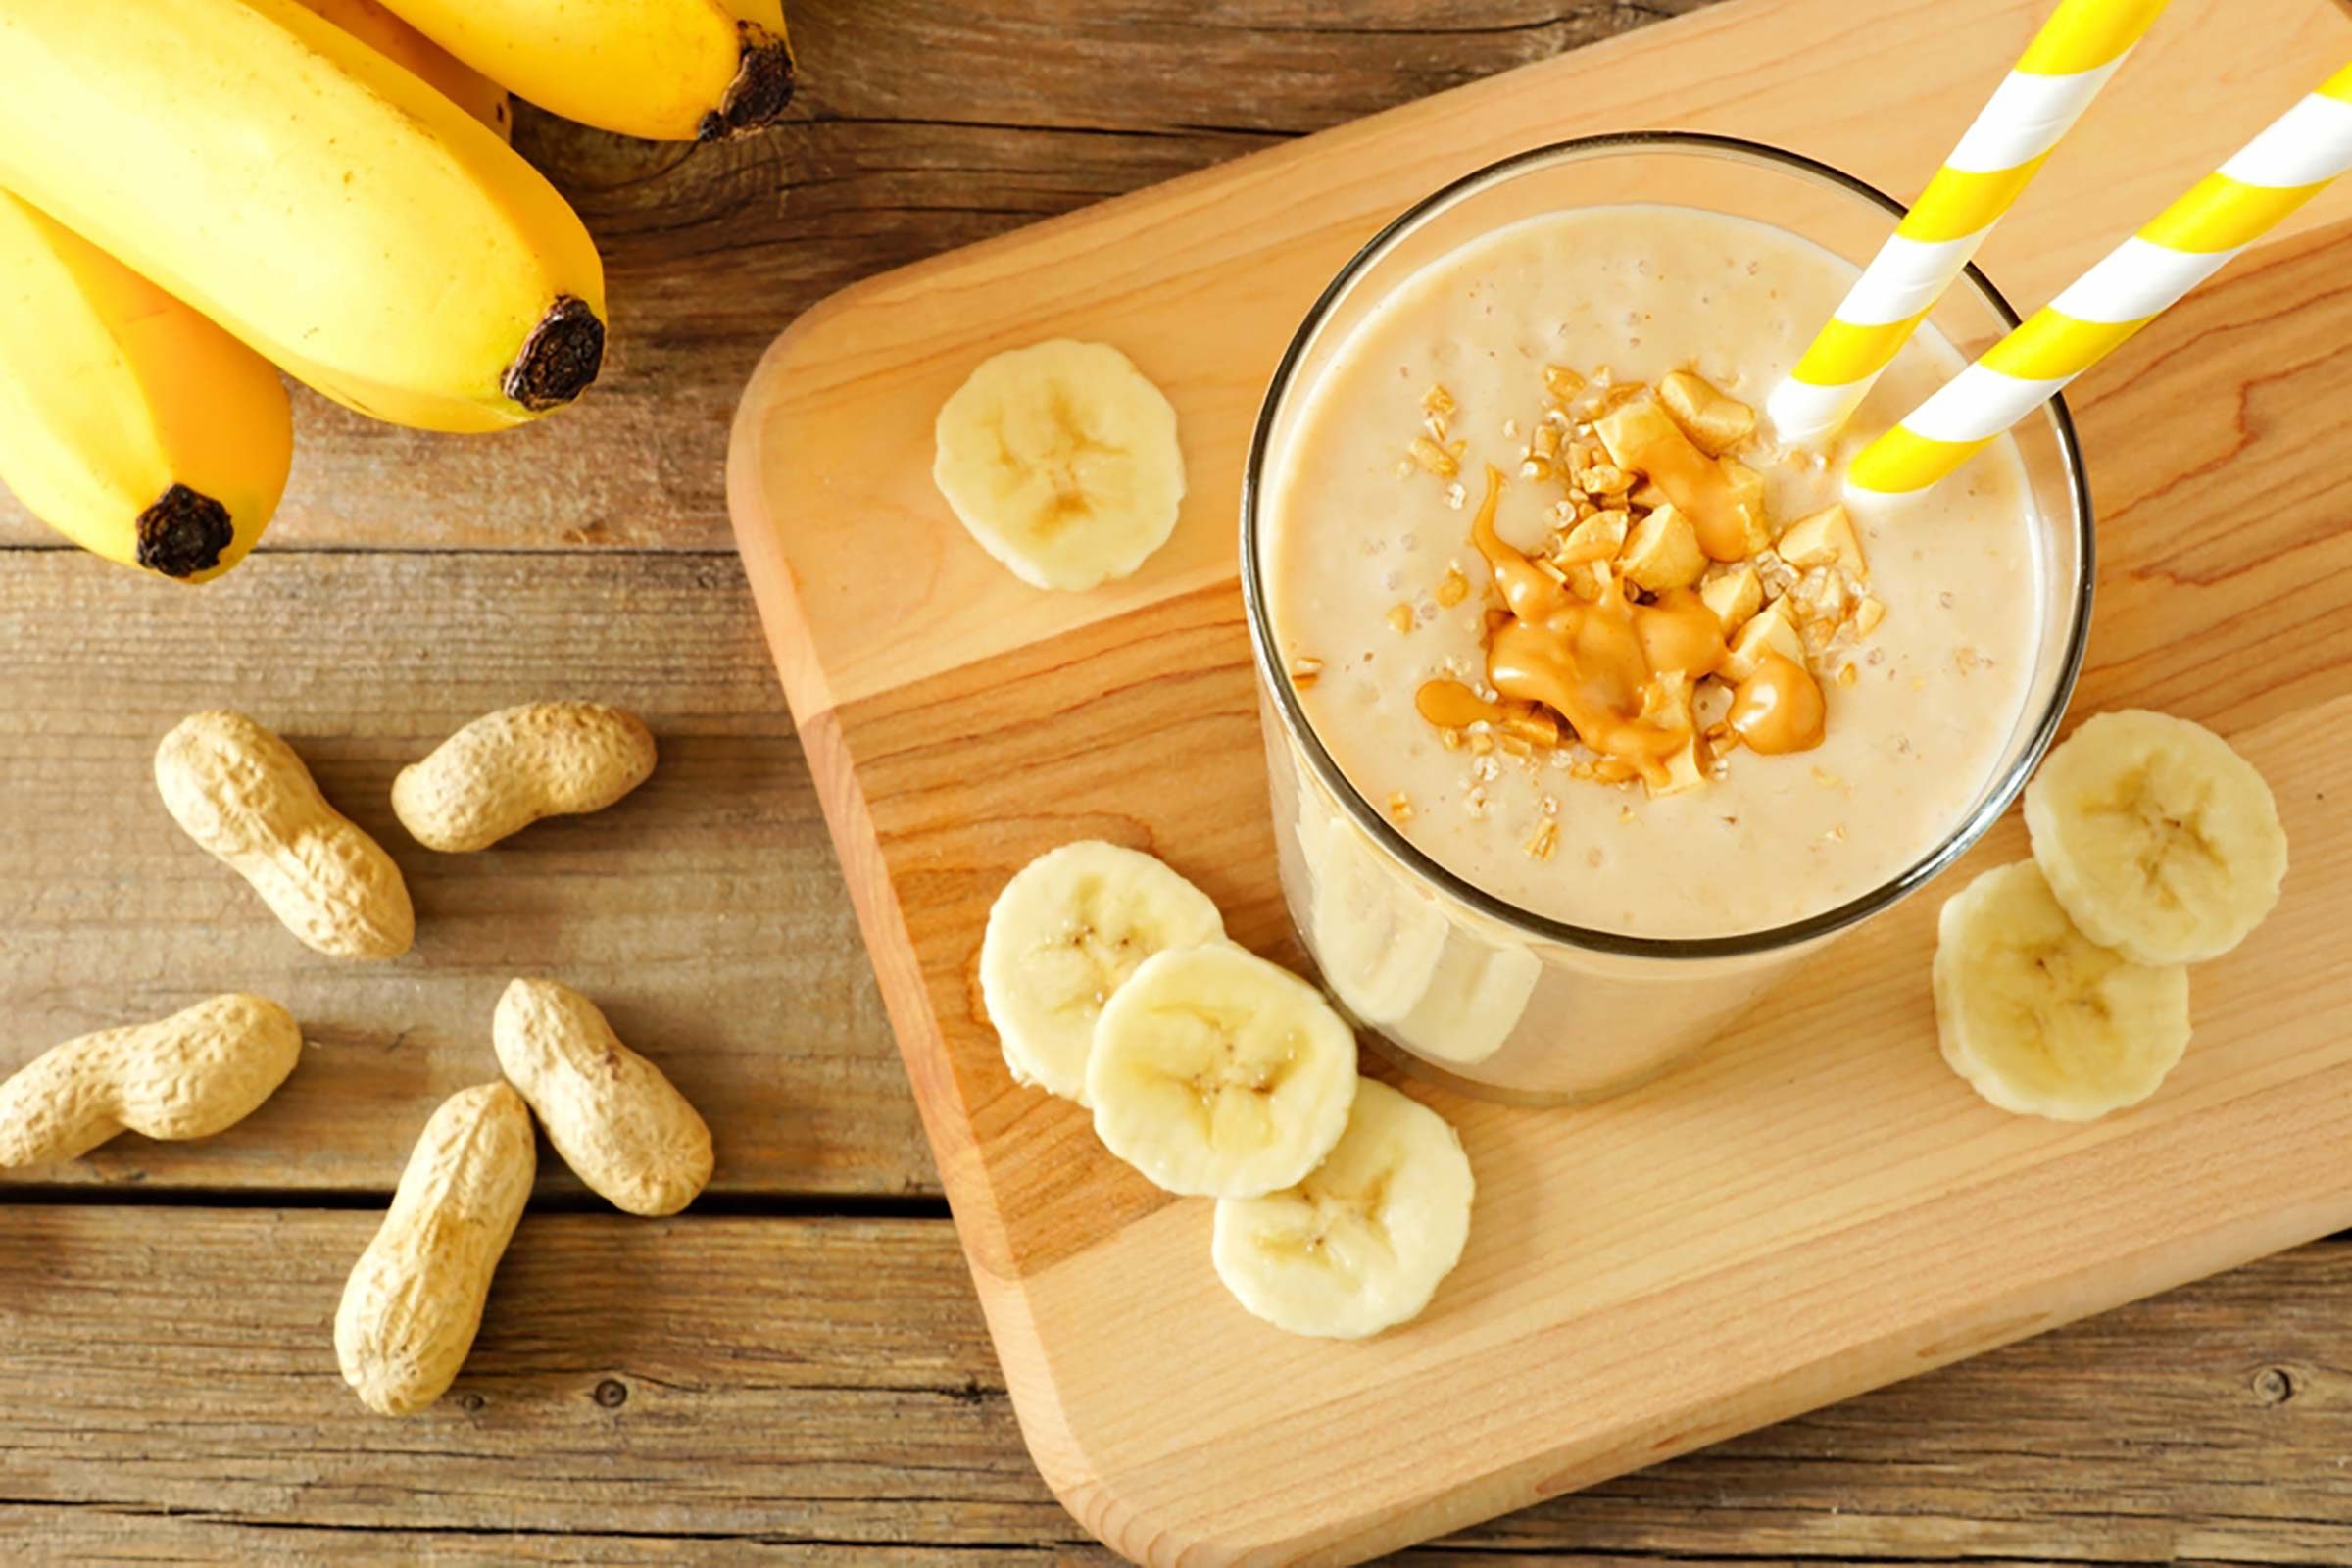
[370,0,795,142]
[1394,936,1539,1068]
[1307,818,1446,1026]
[1295,792,1531,1066]
[979,840,1225,1104]
[0,0,606,433]
[1932,861,2191,1121]
[0,189,290,583]
[2024,710,2288,965]
[933,340,1187,592]
[290,0,514,140]
[1087,944,1358,1198]
[1211,1079,1475,1339]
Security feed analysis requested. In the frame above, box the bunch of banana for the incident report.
[0,0,797,582]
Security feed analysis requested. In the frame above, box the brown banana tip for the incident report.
[697,20,797,141]
[504,294,606,412]
[136,484,234,579]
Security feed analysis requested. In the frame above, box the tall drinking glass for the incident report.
[1241,135,2091,1103]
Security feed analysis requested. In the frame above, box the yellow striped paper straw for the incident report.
[1850,60,2352,495]
[1768,0,2171,447]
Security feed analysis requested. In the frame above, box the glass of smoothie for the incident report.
[1241,134,2092,1103]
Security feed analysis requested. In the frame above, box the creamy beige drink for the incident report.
[1265,204,2039,940]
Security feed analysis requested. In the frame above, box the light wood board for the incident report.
[728,1,2352,1561]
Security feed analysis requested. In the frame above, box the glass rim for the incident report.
[1239,130,2096,962]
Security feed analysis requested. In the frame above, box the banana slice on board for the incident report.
[1933,861,2191,1121]
[1088,944,1358,1198]
[1212,1079,1474,1339]
[933,339,1186,592]
[2023,710,2287,965]
[979,841,1224,1104]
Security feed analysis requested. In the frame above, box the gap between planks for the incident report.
[0,1185,950,1217]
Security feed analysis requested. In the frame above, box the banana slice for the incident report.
[1933,861,2191,1121]
[1211,1079,1474,1339]
[1087,944,1357,1198]
[979,840,1224,1104]
[2023,710,2288,964]
[1310,819,1446,1025]
[1395,937,1539,1067]
[933,339,1186,592]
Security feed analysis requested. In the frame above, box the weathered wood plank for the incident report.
[1,1210,2346,1564]
[0,1,1733,556]
[0,1213,1067,1551]
[1,1523,1062,1568]
[0,550,924,1197]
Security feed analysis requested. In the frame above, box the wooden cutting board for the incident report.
[726,1,2352,1561]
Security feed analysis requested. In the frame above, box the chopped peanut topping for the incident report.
[1777,503,1867,574]
[1409,433,1464,479]
[1657,369,1757,455]
[1393,362,1886,799]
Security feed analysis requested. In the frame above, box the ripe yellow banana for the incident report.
[0,189,290,583]
[372,0,797,142]
[289,0,514,141]
[0,0,607,433]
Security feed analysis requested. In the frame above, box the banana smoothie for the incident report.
[1265,203,2041,941]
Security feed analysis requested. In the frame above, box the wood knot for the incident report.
[2252,1366,2295,1406]
[594,1377,629,1408]
[454,1391,487,1413]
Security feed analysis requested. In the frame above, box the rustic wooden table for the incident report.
[2,4,2345,1563]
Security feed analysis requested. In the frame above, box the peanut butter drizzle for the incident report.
[1461,466,1728,786]
[1602,400,1754,561]
[1648,445,1750,561]
[1415,679,1505,729]
[1728,650,1827,755]
[1414,678,1562,747]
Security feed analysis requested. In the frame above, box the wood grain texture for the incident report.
[725,0,2352,1557]
[3,1210,2346,1565]
[0,550,923,1198]
[8,0,2352,1561]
